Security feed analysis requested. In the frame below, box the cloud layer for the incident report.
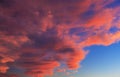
[0,0,120,77]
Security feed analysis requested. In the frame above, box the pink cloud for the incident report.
[0,0,120,77]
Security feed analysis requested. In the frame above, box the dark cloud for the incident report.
[0,73,18,77]
[0,0,15,7]
[28,33,62,49]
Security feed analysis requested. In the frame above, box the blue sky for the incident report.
[52,42,120,77]
[79,42,120,77]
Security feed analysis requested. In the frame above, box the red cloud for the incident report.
[0,0,120,77]
[0,65,9,73]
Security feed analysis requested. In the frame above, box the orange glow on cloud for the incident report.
[0,65,9,73]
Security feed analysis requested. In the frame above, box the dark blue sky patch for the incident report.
[105,0,120,8]
[77,31,87,36]
[69,27,85,34]
[80,5,95,22]
[109,27,119,33]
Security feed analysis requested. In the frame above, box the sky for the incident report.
[0,0,120,77]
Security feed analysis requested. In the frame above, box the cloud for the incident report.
[0,0,120,77]
[0,73,18,77]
